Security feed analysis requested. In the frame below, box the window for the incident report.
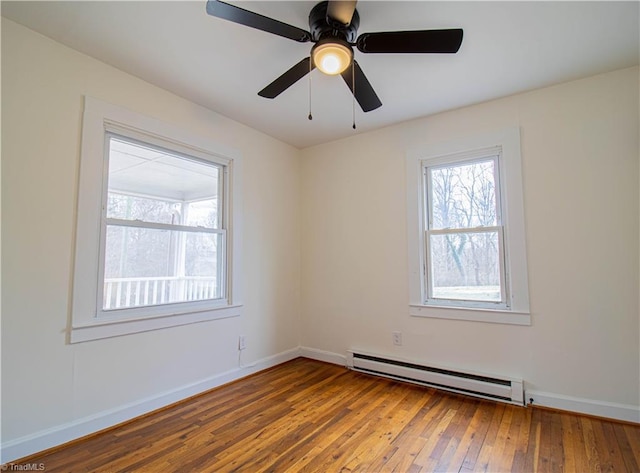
[71,97,243,342]
[101,134,226,312]
[424,151,506,308]
[406,128,530,325]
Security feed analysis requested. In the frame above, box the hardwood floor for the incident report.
[10,358,640,472]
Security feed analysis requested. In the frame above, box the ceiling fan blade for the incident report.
[356,29,463,54]
[258,57,315,99]
[340,60,382,112]
[206,0,311,42]
[326,0,357,26]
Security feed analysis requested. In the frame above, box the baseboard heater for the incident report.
[348,351,524,406]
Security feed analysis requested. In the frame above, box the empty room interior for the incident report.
[2,0,639,471]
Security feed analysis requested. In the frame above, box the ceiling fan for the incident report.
[206,0,463,113]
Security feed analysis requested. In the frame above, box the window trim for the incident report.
[406,128,530,325]
[70,97,243,343]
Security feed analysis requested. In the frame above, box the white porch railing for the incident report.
[103,276,218,310]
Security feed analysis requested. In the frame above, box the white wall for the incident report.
[2,15,639,463]
[300,66,640,419]
[1,18,301,458]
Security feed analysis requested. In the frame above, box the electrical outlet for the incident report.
[238,335,246,350]
[392,331,402,346]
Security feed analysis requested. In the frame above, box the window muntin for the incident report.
[423,153,508,308]
[99,133,226,313]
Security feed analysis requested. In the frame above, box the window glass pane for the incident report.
[103,225,222,310]
[430,159,497,230]
[107,193,181,224]
[184,232,222,279]
[107,135,220,228]
[107,194,219,229]
[429,231,501,302]
[184,199,218,229]
[104,225,172,280]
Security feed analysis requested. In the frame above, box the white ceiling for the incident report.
[2,1,638,149]
[109,136,220,201]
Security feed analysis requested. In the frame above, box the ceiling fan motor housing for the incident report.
[309,1,360,43]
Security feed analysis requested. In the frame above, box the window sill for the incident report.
[70,304,243,343]
[410,304,530,326]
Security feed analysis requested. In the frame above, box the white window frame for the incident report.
[406,128,530,325]
[71,97,243,343]
[99,131,228,316]
[423,151,508,310]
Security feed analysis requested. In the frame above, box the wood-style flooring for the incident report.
[9,358,640,472]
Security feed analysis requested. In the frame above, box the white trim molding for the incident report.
[406,127,530,325]
[70,96,244,343]
[0,348,300,464]
[299,346,348,366]
[526,390,640,424]
[4,348,637,464]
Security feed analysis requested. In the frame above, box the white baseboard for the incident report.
[526,390,640,424]
[0,347,300,464]
[299,346,347,366]
[299,347,640,425]
[4,348,638,464]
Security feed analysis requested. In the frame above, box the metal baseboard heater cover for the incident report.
[348,351,524,406]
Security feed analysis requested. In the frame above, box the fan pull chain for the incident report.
[308,58,313,121]
[352,63,356,130]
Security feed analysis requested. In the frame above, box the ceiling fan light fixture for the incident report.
[311,39,353,75]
